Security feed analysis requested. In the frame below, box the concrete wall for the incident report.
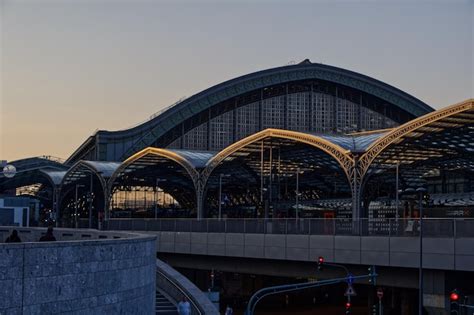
[0,227,156,315]
[146,231,474,272]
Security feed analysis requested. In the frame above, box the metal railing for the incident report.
[105,218,474,238]
[156,259,219,315]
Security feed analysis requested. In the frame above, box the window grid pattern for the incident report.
[312,93,335,133]
[236,101,260,140]
[336,98,359,133]
[210,110,234,150]
[262,95,286,129]
[182,123,208,150]
[287,92,310,131]
[167,92,400,151]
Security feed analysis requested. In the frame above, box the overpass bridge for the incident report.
[106,218,474,272]
[105,218,474,313]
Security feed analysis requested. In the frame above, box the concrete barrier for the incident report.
[0,227,156,314]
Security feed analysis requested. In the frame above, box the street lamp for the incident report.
[416,186,427,315]
[295,168,304,221]
[75,184,85,228]
[1,164,17,178]
[218,174,230,220]
[154,179,167,219]
[401,186,427,315]
[395,162,400,218]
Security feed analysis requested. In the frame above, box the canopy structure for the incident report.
[59,161,121,228]
[108,148,215,218]
[0,156,67,193]
[200,129,360,218]
[4,100,472,224]
[358,99,474,218]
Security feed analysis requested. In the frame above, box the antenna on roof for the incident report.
[298,59,312,65]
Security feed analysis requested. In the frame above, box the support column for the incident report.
[53,186,59,227]
[351,157,362,234]
[196,184,204,219]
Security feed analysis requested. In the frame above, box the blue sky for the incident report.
[1,0,472,161]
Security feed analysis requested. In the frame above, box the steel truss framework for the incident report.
[59,160,120,224]
[66,61,432,164]
[106,147,215,218]
[2,100,473,221]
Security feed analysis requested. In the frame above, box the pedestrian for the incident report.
[225,304,233,315]
[39,226,56,242]
[5,230,21,243]
[177,296,191,315]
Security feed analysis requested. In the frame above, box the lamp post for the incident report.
[218,174,230,220]
[75,184,85,228]
[395,162,400,218]
[416,187,427,315]
[88,173,93,229]
[1,163,16,179]
[295,168,304,221]
[154,179,167,219]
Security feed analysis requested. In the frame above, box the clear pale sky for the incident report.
[1,0,472,162]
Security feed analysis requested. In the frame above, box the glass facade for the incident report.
[169,92,397,151]
[182,123,208,150]
[236,101,260,140]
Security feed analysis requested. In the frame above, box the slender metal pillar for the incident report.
[88,173,93,229]
[154,180,158,219]
[267,144,272,219]
[218,174,223,220]
[196,187,204,219]
[295,168,300,220]
[260,141,264,203]
[417,188,426,315]
[395,163,399,218]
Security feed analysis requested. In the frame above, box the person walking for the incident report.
[225,305,233,315]
[5,230,21,243]
[177,296,191,315]
[39,226,56,242]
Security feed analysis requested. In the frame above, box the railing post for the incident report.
[453,218,457,239]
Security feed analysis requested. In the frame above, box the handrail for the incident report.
[156,258,219,315]
[156,268,202,315]
[106,218,474,238]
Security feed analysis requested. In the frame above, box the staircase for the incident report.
[156,290,177,315]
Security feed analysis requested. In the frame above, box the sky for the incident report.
[0,0,473,162]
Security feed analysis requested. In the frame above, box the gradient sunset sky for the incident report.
[1,0,473,162]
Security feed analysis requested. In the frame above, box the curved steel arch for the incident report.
[118,63,432,160]
[59,160,114,224]
[60,161,112,192]
[358,99,474,177]
[67,62,433,164]
[201,128,355,190]
[108,147,201,193]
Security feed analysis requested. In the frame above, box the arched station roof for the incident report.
[60,160,121,192]
[109,147,214,190]
[359,99,474,178]
[66,60,433,164]
[0,156,68,192]
[201,128,357,188]
[107,147,209,210]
